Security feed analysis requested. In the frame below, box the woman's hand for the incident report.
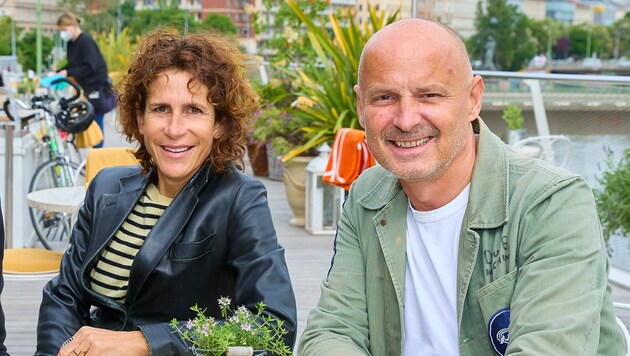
[58,326,150,356]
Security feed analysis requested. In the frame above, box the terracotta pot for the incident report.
[282,156,314,227]
[247,141,268,177]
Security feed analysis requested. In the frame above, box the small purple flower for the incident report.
[241,323,252,332]
[186,319,195,329]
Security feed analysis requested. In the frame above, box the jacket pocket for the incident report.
[476,269,517,356]
[168,233,215,261]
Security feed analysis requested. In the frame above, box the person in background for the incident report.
[298,18,624,355]
[37,29,297,355]
[57,11,115,148]
[0,201,9,355]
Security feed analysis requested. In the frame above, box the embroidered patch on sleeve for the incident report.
[488,307,510,355]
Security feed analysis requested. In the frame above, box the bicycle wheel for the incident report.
[28,160,85,250]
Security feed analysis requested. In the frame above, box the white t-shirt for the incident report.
[403,184,470,356]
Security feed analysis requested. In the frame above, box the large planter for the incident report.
[267,146,284,181]
[507,128,526,146]
[283,156,314,227]
[246,141,268,177]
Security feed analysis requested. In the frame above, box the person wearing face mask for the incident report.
[57,11,115,148]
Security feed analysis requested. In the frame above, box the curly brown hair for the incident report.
[117,28,260,174]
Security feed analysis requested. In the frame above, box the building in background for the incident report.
[0,0,63,35]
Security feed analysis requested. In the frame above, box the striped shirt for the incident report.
[89,183,172,303]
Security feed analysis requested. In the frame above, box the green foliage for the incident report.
[127,6,198,37]
[94,27,137,84]
[81,1,136,34]
[17,30,54,72]
[611,18,630,59]
[0,17,20,56]
[501,104,524,130]
[171,297,292,356]
[253,0,327,70]
[527,18,565,58]
[249,105,316,157]
[468,0,536,71]
[568,24,613,59]
[200,13,237,35]
[280,0,399,161]
[595,148,630,240]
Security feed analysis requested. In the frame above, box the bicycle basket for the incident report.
[55,100,95,134]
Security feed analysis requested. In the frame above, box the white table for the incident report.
[26,186,85,215]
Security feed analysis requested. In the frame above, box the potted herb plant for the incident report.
[594,147,630,242]
[171,297,292,356]
[501,103,526,145]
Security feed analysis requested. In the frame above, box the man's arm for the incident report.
[298,190,371,355]
[507,177,619,354]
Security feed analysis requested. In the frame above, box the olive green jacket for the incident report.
[298,119,625,355]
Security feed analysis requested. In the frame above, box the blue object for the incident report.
[40,75,68,90]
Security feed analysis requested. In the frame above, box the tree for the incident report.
[610,18,630,59]
[527,18,565,59]
[0,17,17,56]
[568,24,612,59]
[468,0,536,71]
[17,30,54,72]
[127,5,198,37]
[199,13,237,34]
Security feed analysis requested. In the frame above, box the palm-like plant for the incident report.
[280,0,398,161]
[94,28,138,85]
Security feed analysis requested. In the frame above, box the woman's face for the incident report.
[58,25,77,42]
[137,69,220,198]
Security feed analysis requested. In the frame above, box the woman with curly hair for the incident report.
[36,29,297,355]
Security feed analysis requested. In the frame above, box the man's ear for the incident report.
[468,75,484,122]
[354,84,365,128]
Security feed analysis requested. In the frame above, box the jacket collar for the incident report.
[356,118,508,229]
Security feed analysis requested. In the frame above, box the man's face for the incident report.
[355,24,482,183]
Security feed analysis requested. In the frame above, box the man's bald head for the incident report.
[357,18,472,89]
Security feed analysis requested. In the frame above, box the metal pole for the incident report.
[36,0,42,76]
[4,124,13,248]
[11,18,16,56]
[411,0,417,18]
[546,26,553,73]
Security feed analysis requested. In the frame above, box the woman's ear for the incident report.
[136,111,145,135]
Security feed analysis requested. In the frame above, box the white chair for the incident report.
[614,302,630,355]
[510,135,573,168]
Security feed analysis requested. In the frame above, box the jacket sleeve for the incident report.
[138,178,297,354]
[36,183,96,354]
[298,187,371,355]
[506,176,623,355]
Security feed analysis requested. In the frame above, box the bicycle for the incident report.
[3,77,93,250]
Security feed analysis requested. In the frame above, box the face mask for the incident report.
[60,30,73,42]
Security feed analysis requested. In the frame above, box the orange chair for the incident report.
[76,147,140,189]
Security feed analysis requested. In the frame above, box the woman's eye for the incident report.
[153,106,168,113]
[187,107,203,114]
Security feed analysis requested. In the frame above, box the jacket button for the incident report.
[380,218,387,226]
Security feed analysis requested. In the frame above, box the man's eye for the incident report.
[375,95,392,101]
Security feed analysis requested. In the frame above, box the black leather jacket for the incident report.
[36,164,297,354]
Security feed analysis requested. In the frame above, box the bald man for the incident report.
[298,19,624,355]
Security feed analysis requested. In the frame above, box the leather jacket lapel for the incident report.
[83,172,150,265]
[125,165,211,304]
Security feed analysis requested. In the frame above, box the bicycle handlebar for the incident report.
[2,99,37,125]
[50,77,82,105]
